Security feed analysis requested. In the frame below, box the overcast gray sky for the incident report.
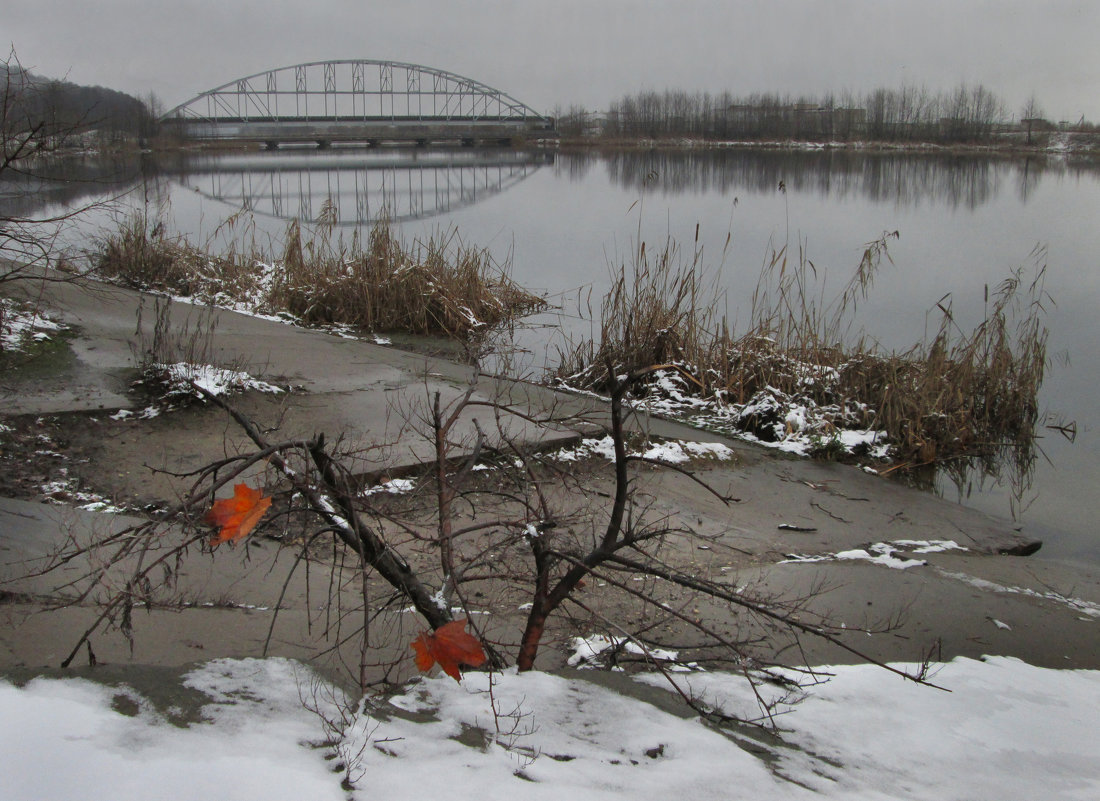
[7,0,1099,122]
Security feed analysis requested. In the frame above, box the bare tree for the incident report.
[1,48,150,287]
[1021,95,1045,145]
[603,82,1019,145]
[15,357,942,728]
[1,49,82,283]
[551,104,591,138]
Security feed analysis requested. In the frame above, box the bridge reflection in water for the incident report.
[171,148,553,225]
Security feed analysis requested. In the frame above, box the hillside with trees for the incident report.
[1,57,153,146]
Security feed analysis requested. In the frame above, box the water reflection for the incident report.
[159,149,552,225]
[0,154,143,220]
[558,148,1100,210]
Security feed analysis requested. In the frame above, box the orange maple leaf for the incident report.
[203,483,272,546]
[410,619,487,681]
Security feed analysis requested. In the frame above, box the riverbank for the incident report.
[55,125,1100,159]
[555,129,1100,157]
[1,275,1097,679]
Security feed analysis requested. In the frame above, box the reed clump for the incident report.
[555,234,721,393]
[554,233,1049,475]
[94,211,544,341]
[268,218,543,339]
[835,271,1048,465]
[94,213,265,304]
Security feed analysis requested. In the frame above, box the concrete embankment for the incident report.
[1,276,1097,676]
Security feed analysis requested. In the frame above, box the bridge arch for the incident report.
[163,60,551,127]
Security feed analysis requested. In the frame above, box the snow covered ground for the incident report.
[0,297,65,353]
[2,655,1097,800]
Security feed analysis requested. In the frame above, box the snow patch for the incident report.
[782,540,966,570]
[1,298,66,353]
[159,362,285,398]
[938,569,1100,619]
[362,477,416,496]
[551,435,735,465]
[2,656,1099,800]
[567,634,689,671]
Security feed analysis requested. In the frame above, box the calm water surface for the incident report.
[30,147,1100,563]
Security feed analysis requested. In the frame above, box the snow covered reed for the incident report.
[94,210,544,342]
[555,231,1049,480]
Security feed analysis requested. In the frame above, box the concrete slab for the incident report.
[2,272,1095,680]
[1,275,593,482]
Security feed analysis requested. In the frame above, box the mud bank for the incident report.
[1,276,1097,681]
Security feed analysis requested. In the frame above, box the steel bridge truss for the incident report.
[163,60,549,124]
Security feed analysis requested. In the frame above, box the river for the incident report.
[18,145,1100,563]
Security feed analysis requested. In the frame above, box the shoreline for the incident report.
[553,129,1100,157]
[49,128,1100,161]
[1,275,1097,680]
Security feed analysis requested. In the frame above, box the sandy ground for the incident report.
[2,275,1098,688]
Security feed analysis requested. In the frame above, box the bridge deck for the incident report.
[164,117,558,147]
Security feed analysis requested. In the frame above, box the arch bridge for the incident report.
[161,60,557,148]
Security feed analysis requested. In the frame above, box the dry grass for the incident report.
[554,226,724,394]
[837,267,1048,465]
[268,215,543,339]
[94,208,545,342]
[94,212,261,302]
[555,232,1049,475]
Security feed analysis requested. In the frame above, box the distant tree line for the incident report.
[3,48,152,282]
[566,85,1055,144]
[2,59,155,146]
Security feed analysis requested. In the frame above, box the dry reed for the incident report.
[555,232,1049,475]
[268,216,543,339]
[94,212,264,302]
[94,210,544,341]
